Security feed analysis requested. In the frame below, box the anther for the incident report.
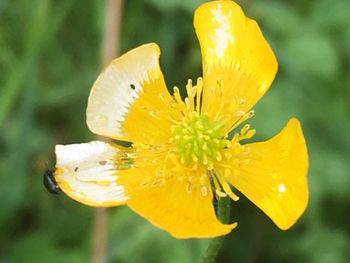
[216,172,240,201]
[216,189,227,198]
[235,110,245,117]
[239,99,245,105]
[241,124,250,135]
[186,79,193,94]
[201,186,208,196]
[245,129,256,139]
[186,183,192,194]
[156,170,164,177]
[152,179,164,187]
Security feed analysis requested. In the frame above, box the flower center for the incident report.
[171,113,229,167]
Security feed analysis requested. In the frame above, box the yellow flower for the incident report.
[54,0,308,238]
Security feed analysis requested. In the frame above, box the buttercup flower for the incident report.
[54,0,308,238]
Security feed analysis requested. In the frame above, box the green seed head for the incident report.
[171,114,228,166]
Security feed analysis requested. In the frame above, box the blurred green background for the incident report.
[1,0,350,262]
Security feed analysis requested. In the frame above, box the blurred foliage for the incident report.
[0,0,349,262]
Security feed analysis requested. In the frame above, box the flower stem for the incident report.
[202,197,231,263]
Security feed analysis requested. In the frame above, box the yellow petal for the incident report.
[55,141,129,207]
[218,118,308,230]
[87,43,178,145]
[119,157,236,238]
[194,1,278,132]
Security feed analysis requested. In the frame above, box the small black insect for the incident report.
[43,169,61,194]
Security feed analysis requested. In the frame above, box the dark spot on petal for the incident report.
[130,84,136,90]
[74,167,79,172]
[99,160,107,166]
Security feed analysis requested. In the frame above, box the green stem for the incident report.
[202,197,231,263]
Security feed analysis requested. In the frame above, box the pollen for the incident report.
[171,113,229,168]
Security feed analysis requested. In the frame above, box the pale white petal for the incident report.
[55,141,128,207]
[86,43,174,145]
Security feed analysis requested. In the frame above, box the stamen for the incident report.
[185,97,191,110]
[241,159,250,165]
[210,171,221,192]
[173,87,181,102]
[185,79,196,112]
[195,78,203,113]
[173,86,187,113]
[229,110,255,131]
[216,172,239,201]
[185,79,193,97]
[240,124,251,135]
[233,124,256,142]
[165,77,257,201]
[209,170,239,201]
